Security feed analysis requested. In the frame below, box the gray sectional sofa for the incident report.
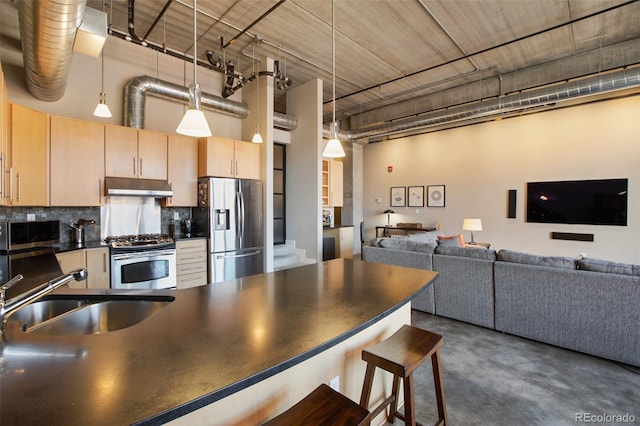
[363,238,640,367]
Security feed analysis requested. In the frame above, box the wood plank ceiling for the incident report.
[80,0,640,129]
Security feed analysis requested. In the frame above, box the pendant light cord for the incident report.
[332,0,336,128]
[193,0,197,87]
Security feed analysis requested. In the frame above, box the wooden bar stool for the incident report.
[264,383,371,426]
[359,324,447,426]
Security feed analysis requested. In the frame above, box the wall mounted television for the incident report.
[526,178,628,226]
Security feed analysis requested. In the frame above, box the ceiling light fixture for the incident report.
[176,0,212,137]
[251,39,263,144]
[93,43,112,118]
[93,4,111,118]
[322,0,345,158]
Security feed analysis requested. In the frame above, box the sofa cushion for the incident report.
[497,249,576,269]
[435,245,497,261]
[437,234,464,247]
[377,237,436,253]
[577,257,640,277]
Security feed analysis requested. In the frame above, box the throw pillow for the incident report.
[437,234,464,247]
[577,258,640,277]
[406,230,442,244]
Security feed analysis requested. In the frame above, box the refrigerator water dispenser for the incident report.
[215,209,229,230]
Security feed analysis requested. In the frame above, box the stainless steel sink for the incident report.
[7,299,86,329]
[6,297,173,335]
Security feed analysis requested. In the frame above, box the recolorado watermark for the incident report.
[575,412,636,423]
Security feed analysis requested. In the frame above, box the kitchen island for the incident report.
[0,259,437,425]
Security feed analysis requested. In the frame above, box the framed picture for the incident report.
[408,186,424,207]
[390,186,406,207]
[427,185,446,207]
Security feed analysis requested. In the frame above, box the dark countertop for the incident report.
[0,259,437,425]
[323,224,354,229]
[55,240,109,252]
[1,242,108,299]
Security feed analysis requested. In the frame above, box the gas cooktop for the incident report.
[105,234,174,250]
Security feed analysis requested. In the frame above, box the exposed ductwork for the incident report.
[325,67,640,142]
[124,75,298,131]
[17,0,87,101]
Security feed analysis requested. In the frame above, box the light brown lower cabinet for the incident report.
[176,239,208,289]
[85,247,110,289]
[56,248,110,289]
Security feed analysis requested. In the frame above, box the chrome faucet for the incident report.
[0,269,88,330]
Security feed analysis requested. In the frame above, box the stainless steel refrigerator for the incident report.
[192,177,263,283]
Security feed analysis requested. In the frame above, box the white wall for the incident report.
[363,96,640,264]
[286,79,323,261]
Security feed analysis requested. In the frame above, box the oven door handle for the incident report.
[216,250,261,260]
[112,250,176,260]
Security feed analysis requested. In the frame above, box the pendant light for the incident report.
[323,0,345,158]
[93,3,111,118]
[177,0,212,137]
[251,40,263,144]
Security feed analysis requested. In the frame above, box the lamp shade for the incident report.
[176,108,212,137]
[93,95,112,118]
[323,137,345,158]
[462,218,483,231]
[251,127,263,143]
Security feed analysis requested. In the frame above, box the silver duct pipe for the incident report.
[124,75,298,130]
[273,112,299,131]
[17,0,87,101]
[325,67,640,142]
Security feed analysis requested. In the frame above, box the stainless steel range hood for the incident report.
[104,177,173,197]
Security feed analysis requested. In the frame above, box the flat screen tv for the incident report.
[526,178,628,226]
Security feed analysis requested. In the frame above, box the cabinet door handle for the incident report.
[235,161,238,177]
[139,158,143,176]
[132,157,136,175]
[9,167,13,202]
[0,152,4,200]
[16,173,21,202]
[98,179,102,205]
[230,160,233,175]
[103,252,107,273]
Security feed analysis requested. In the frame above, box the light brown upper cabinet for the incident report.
[50,115,105,206]
[163,134,198,207]
[198,136,260,180]
[105,125,168,180]
[0,65,8,206]
[7,104,49,206]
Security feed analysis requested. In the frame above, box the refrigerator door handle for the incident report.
[239,190,246,240]
[216,250,261,260]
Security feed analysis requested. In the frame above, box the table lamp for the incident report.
[462,218,482,244]
[383,209,395,227]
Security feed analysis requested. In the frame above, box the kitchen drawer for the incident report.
[177,271,208,289]
[177,261,207,276]
[177,250,207,264]
[176,238,206,250]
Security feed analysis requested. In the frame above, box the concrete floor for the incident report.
[382,311,640,425]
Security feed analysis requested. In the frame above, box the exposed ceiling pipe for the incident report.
[124,75,298,130]
[324,67,640,142]
[17,0,86,101]
[126,0,147,45]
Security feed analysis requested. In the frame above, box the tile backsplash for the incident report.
[0,206,192,243]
